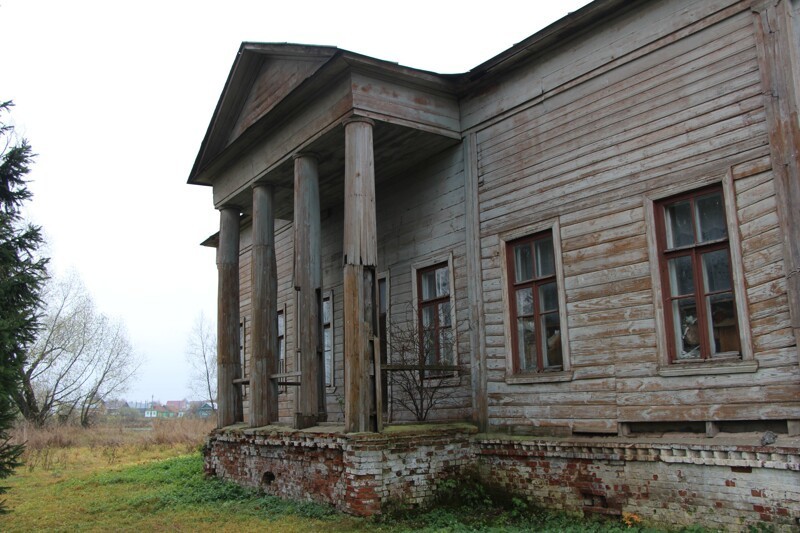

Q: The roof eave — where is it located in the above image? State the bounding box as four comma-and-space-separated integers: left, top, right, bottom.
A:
458, 0, 638, 91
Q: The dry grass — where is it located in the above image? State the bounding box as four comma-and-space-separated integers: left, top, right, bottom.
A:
12, 417, 214, 472
14, 417, 213, 449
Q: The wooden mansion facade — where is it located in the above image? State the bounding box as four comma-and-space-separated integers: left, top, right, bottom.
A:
191, 0, 800, 526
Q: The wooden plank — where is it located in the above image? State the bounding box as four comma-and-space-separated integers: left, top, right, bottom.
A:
731, 154, 771, 180
617, 366, 799, 394
463, 0, 751, 131
479, 25, 758, 176
618, 402, 800, 422
480, 102, 766, 221
351, 72, 460, 134
567, 304, 654, 329
230, 57, 329, 142
561, 218, 645, 252
566, 275, 651, 304
562, 235, 649, 277
479, 131, 769, 237
212, 76, 353, 206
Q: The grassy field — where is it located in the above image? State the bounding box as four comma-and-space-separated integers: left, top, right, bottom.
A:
1, 420, 685, 532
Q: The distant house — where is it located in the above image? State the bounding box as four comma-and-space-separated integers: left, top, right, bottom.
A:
188, 401, 215, 419
104, 399, 129, 416
144, 403, 176, 419
128, 400, 150, 418
166, 400, 189, 417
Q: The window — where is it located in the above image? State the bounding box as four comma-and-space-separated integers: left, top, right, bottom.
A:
239, 317, 246, 369
656, 186, 741, 362
417, 262, 452, 365
239, 317, 248, 397
378, 274, 389, 415
322, 293, 333, 387
277, 310, 286, 393
506, 231, 563, 373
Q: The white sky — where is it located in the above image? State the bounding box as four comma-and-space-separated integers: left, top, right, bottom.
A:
1, 0, 591, 403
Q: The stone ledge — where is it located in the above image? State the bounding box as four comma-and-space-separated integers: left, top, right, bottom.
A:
474, 434, 800, 471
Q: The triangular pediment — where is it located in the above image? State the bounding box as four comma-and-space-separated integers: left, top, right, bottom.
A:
227, 54, 331, 144
189, 43, 338, 185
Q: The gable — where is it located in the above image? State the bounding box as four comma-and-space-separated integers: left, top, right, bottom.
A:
190, 44, 337, 185
228, 55, 330, 145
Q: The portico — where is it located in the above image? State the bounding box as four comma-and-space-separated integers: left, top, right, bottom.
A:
190, 43, 461, 432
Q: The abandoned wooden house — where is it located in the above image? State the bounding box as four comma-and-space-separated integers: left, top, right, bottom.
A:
188, 0, 800, 528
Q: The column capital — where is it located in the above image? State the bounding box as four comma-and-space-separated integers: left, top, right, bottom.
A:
217, 203, 242, 213
251, 180, 274, 191
292, 151, 319, 162
342, 116, 375, 128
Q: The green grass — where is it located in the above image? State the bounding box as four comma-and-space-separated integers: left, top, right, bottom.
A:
0, 446, 704, 532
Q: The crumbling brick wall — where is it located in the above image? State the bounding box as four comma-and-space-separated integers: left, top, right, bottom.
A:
205, 428, 800, 530
477, 437, 800, 531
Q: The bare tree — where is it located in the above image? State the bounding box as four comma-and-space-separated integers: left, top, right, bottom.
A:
186, 312, 217, 411
14, 271, 140, 427
384, 304, 466, 422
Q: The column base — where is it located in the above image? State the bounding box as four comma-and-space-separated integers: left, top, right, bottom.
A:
295, 413, 320, 429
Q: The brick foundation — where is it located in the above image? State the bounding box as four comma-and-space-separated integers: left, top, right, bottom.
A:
204, 423, 477, 515
204, 425, 800, 530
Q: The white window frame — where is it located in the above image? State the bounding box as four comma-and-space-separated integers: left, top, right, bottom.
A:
500, 218, 572, 384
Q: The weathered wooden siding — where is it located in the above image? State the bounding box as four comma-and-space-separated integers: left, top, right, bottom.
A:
473, 0, 798, 433
376, 145, 471, 422
240, 144, 471, 424
237, 220, 296, 423
237, 225, 253, 419
229, 57, 329, 144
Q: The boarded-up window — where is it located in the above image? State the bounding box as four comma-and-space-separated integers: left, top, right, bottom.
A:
656, 186, 741, 362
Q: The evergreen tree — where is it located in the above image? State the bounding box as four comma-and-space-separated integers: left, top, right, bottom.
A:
0, 101, 47, 512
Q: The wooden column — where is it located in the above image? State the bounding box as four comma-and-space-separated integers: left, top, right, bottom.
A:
753, 0, 800, 436
293, 153, 323, 429
217, 206, 243, 428
753, 1, 800, 355
464, 133, 488, 432
343, 117, 378, 433
250, 184, 278, 427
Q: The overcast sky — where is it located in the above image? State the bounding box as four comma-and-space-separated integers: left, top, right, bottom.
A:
1, 0, 591, 403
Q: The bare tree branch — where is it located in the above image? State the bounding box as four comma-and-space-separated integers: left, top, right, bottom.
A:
14, 271, 141, 427
385, 303, 466, 422
186, 312, 217, 411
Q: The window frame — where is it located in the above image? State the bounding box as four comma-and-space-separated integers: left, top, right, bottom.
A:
500, 219, 572, 384
322, 290, 334, 388
506, 231, 563, 373
239, 316, 248, 399
277, 305, 287, 394
377, 271, 390, 416
411, 254, 457, 368
645, 173, 756, 376
415, 261, 454, 365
